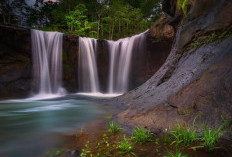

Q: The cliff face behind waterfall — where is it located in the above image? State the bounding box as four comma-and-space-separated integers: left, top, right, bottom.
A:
117, 0, 232, 131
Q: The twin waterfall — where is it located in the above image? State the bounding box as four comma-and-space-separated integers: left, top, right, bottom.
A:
31, 29, 146, 96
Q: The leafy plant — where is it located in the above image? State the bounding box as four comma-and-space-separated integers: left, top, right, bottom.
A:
201, 125, 222, 151
170, 117, 199, 147
118, 135, 135, 156
108, 121, 123, 133
131, 127, 152, 144
170, 124, 198, 147
177, 0, 189, 15
206, 32, 217, 43
80, 141, 92, 157
182, 0, 189, 15
191, 31, 232, 49
165, 150, 188, 157
190, 38, 203, 49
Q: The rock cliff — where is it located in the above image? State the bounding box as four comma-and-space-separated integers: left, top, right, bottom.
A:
117, 0, 232, 131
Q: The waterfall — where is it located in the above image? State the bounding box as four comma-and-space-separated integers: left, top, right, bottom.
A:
107, 32, 147, 93
29, 29, 147, 98
76, 32, 147, 95
31, 29, 65, 97
78, 37, 100, 93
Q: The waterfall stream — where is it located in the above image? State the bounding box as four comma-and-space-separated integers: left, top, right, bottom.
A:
31, 30, 65, 97
107, 32, 146, 93
78, 37, 100, 93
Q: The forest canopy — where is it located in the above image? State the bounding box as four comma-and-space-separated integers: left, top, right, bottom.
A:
0, 0, 162, 40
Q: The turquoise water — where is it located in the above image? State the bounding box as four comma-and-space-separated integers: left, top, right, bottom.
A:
0, 95, 105, 157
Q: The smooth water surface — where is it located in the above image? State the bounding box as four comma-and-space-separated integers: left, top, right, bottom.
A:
0, 95, 105, 157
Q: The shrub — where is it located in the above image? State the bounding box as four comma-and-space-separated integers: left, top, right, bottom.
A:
201, 125, 222, 151
108, 121, 123, 133
177, 0, 184, 9
170, 117, 199, 147
170, 124, 198, 147
182, 0, 189, 15
190, 38, 203, 49
131, 127, 152, 144
177, 0, 189, 15
118, 136, 134, 155
80, 141, 91, 157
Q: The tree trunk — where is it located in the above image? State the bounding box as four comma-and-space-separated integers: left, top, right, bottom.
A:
119, 20, 121, 34
2, 14, 6, 24
127, 23, 129, 36
97, 19, 100, 38
109, 25, 111, 40
111, 22, 114, 40
8, 14, 11, 24
101, 25, 104, 38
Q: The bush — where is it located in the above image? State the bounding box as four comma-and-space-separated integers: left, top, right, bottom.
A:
201, 125, 222, 151
177, 0, 189, 15
131, 127, 152, 144
108, 121, 123, 133
118, 136, 134, 155
170, 123, 198, 147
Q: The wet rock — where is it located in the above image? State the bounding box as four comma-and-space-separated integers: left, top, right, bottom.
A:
151, 14, 175, 40
63, 34, 79, 93
178, 0, 232, 50
0, 25, 32, 98
117, 0, 232, 131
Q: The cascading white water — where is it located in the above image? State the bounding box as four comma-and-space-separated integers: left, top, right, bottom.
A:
31, 29, 65, 97
77, 32, 146, 95
78, 37, 100, 93
107, 32, 147, 93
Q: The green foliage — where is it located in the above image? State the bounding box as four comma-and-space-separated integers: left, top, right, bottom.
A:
206, 31, 232, 43
182, 0, 189, 15
201, 125, 222, 152
80, 141, 92, 157
2, 0, 162, 39
165, 150, 188, 157
108, 121, 123, 133
191, 31, 232, 49
131, 127, 152, 144
206, 32, 217, 43
118, 135, 134, 155
190, 38, 203, 49
64, 3, 96, 36
170, 117, 199, 147
170, 123, 198, 147
177, 0, 189, 15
